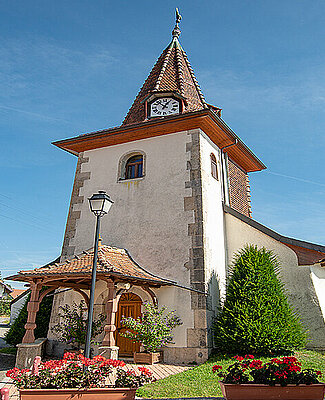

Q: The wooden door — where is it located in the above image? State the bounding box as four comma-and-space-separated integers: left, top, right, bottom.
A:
115, 293, 142, 356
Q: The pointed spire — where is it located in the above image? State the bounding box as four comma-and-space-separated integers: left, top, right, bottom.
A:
172, 8, 182, 39
122, 9, 207, 126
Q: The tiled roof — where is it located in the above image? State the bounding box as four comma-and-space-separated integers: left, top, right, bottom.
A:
122, 34, 208, 126
7, 245, 173, 286
284, 243, 325, 266
10, 289, 26, 299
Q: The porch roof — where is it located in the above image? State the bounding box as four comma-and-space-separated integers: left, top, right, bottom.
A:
6, 244, 175, 288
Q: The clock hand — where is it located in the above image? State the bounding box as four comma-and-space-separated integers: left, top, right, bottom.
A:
161, 100, 171, 109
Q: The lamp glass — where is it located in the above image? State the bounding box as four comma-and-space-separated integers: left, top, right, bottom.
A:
90, 198, 105, 213
89, 191, 113, 216
102, 200, 113, 214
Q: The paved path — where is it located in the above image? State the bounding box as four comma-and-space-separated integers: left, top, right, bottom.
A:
0, 318, 10, 349
0, 361, 195, 399
0, 354, 15, 387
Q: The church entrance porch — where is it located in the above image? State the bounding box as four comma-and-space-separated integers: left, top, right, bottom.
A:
6, 244, 172, 367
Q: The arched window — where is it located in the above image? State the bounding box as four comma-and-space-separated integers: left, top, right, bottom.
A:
210, 153, 218, 180
125, 155, 143, 179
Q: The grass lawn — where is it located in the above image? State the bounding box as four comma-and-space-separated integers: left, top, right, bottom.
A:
0, 347, 17, 355
137, 350, 325, 398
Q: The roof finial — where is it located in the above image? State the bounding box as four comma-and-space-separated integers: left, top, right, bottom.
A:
172, 8, 182, 39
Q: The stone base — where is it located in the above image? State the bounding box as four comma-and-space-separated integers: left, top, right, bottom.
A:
98, 346, 119, 360
16, 338, 47, 369
46, 339, 72, 358
163, 346, 211, 365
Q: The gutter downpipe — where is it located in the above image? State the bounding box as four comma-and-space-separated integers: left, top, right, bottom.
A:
219, 139, 238, 291
220, 139, 238, 206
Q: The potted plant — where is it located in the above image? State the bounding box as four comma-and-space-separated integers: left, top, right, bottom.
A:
51, 301, 105, 353
212, 354, 325, 400
6, 352, 154, 400
121, 302, 182, 364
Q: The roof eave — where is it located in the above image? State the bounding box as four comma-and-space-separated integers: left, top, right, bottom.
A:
52, 109, 265, 172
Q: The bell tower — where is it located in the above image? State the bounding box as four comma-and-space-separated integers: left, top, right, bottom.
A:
53, 10, 265, 363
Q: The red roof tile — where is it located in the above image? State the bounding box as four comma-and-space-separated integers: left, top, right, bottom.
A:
122, 34, 208, 126
7, 245, 173, 286
10, 289, 26, 299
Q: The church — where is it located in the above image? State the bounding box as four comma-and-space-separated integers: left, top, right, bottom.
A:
8, 12, 325, 364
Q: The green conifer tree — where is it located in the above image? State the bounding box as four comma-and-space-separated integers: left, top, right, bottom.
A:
214, 245, 307, 355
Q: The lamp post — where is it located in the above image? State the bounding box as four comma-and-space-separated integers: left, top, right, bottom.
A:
84, 190, 113, 358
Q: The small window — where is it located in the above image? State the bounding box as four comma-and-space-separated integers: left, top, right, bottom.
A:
210, 153, 218, 180
125, 155, 143, 179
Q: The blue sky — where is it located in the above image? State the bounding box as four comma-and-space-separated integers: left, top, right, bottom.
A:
1, 0, 325, 288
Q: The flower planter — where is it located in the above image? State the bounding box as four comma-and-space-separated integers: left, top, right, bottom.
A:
133, 351, 161, 365
219, 382, 325, 400
19, 387, 136, 400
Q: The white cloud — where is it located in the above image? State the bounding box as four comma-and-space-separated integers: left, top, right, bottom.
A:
198, 65, 325, 112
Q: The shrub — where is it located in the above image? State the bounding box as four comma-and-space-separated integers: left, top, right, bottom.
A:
50, 301, 105, 349
0, 299, 11, 316
121, 302, 182, 353
214, 245, 307, 355
5, 288, 54, 346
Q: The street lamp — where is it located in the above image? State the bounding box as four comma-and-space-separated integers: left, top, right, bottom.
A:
84, 190, 113, 358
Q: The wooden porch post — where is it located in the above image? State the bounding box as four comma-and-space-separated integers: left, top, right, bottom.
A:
102, 280, 118, 346
22, 281, 42, 344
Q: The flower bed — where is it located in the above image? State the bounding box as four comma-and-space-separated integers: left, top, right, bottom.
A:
6, 352, 154, 393
213, 355, 324, 400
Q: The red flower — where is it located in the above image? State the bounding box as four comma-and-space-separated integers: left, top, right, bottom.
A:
316, 371, 322, 376
63, 352, 77, 360
126, 370, 136, 376
212, 365, 222, 373
244, 354, 254, 359
270, 358, 281, 364
234, 356, 244, 361
288, 365, 301, 373
93, 355, 106, 363
282, 356, 297, 363
138, 367, 152, 376
249, 360, 263, 370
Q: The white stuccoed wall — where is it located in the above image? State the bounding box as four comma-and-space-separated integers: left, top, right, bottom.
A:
311, 265, 325, 321
55, 131, 198, 348
199, 132, 227, 312
10, 293, 29, 325
225, 213, 325, 350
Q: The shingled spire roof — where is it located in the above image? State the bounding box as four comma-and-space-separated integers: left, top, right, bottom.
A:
122, 10, 208, 126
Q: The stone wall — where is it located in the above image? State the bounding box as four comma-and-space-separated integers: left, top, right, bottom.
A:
61, 153, 90, 260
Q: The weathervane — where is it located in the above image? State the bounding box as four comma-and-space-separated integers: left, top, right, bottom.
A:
172, 8, 182, 38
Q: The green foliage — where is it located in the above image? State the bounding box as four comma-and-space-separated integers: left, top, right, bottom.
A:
5, 289, 54, 346
214, 245, 307, 355
50, 301, 105, 349
121, 302, 182, 353
0, 299, 11, 316
0, 347, 17, 355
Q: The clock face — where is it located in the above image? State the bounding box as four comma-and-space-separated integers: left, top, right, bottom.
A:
150, 97, 180, 117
